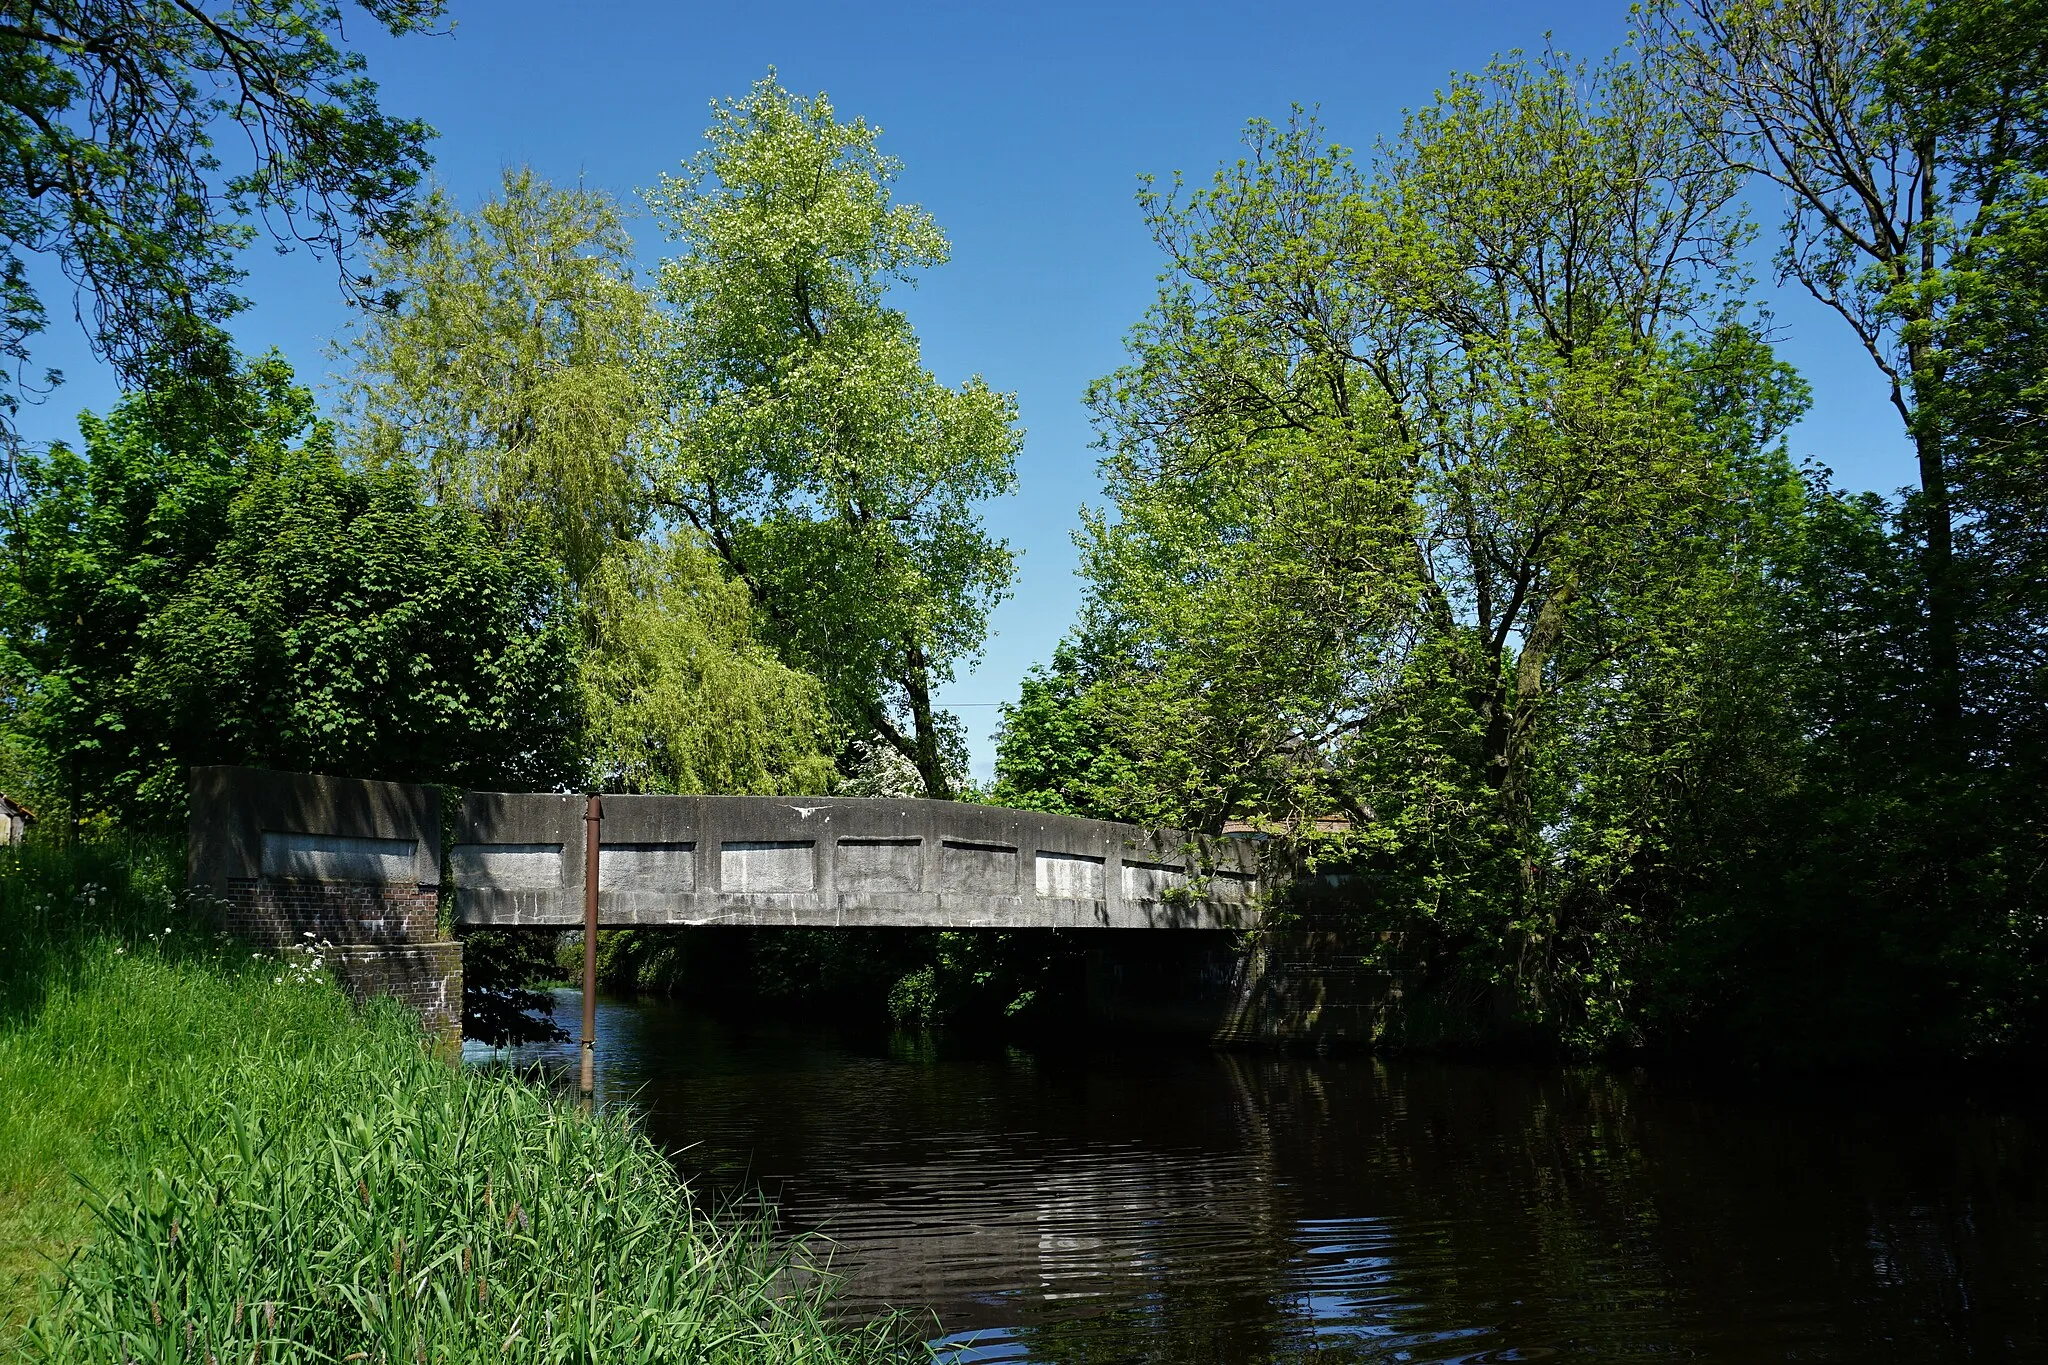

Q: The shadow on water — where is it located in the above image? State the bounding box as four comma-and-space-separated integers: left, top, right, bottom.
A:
466, 989, 2048, 1364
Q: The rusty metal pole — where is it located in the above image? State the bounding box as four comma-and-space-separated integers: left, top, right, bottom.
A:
580, 793, 601, 1098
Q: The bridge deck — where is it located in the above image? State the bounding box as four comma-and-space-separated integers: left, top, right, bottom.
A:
453, 793, 1258, 931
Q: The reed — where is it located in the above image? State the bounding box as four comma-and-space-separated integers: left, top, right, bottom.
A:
0, 840, 915, 1361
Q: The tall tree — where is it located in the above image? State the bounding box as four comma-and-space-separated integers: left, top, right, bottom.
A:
1075, 53, 1809, 1043
340, 169, 649, 588
340, 170, 838, 798
0, 349, 578, 827
1639, 0, 2048, 744
0, 0, 442, 473
644, 73, 1022, 800
1888, 0, 2048, 765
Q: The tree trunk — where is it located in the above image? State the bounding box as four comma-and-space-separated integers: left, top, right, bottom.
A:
1908, 133, 1966, 750
1908, 368, 1966, 747
1486, 580, 1576, 1016
901, 648, 953, 801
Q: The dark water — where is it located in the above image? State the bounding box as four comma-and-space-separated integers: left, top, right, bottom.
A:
468, 990, 2048, 1363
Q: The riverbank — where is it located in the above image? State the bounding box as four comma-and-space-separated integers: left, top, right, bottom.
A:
0, 838, 910, 1360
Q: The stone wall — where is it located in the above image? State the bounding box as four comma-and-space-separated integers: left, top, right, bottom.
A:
325, 942, 463, 1027
189, 766, 460, 1039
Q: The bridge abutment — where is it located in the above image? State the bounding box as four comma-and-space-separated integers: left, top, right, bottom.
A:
188, 766, 461, 1039
1213, 916, 1405, 1048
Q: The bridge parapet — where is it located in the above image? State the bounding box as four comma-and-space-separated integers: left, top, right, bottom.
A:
453, 793, 1258, 931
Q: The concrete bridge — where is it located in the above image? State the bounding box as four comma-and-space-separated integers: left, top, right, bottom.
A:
187, 768, 1265, 1040
452, 791, 1258, 932
186, 767, 1414, 1055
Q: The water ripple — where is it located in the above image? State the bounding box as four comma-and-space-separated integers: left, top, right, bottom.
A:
471, 990, 2048, 1364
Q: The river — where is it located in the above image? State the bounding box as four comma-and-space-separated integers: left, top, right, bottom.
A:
468, 988, 2047, 1363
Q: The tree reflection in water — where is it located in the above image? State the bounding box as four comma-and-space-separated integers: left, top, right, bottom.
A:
474, 993, 2047, 1363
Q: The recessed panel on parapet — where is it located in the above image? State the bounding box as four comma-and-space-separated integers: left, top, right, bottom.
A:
941, 840, 1018, 895
721, 840, 815, 893
1036, 851, 1105, 900
261, 832, 418, 884
1121, 860, 1189, 901
1211, 870, 1256, 899
838, 837, 923, 893
451, 842, 564, 892
599, 843, 695, 893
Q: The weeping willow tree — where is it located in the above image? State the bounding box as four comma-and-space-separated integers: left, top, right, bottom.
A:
339, 170, 836, 796
338, 168, 650, 589
579, 534, 835, 796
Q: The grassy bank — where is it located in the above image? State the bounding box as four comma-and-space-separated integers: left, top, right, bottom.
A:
0, 839, 911, 1361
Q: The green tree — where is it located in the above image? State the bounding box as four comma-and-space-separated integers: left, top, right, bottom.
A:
0, 350, 578, 827
1075, 53, 1813, 1044
340, 169, 650, 588
1892, 0, 2048, 765
1640, 0, 2048, 1058
339, 170, 841, 799
645, 73, 1022, 800
461, 928, 568, 1047
0, 0, 441, 469
1640, 0, 2048, 745
990, 640, 1128, 819
0, 342, 257, 823
578, 532, 835, 796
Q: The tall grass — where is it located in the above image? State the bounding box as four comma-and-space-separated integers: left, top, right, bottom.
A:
0, 837, 249, 1320
0, 840, 915, 1361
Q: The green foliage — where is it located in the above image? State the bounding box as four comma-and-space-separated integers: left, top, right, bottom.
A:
0, 345, 257, 822
30, 1044, 909, 1363
591, 926, 686, 996
989, 643, 1128, 819
884, 931, 1071, 1029
338, 169, 841, 803
1059, 51, 1811, 1048
1894, 0, 2048, 765
459, 929, 566, 1048
983, 19, 2048, 1064
0, 351, 579, 828
646, 72, 1022, 798
342, 169, 652, 588
755, 929, 930, 1010
578, 534, 835, 796
1641, 0, 2048, 743
0, 0, 441, 465
0, 841, 910, 1360
140, 443, 579, 800
1614, 0, 2048, 1060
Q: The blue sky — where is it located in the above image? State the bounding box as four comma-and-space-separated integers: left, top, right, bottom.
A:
16, 0, 1915, 778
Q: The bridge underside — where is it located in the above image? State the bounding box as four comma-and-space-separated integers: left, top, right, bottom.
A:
452, 793, 1259, 932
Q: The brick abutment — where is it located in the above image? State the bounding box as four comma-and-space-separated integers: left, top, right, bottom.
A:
190, 767, 460, 1040
212, 876, 460, 1038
